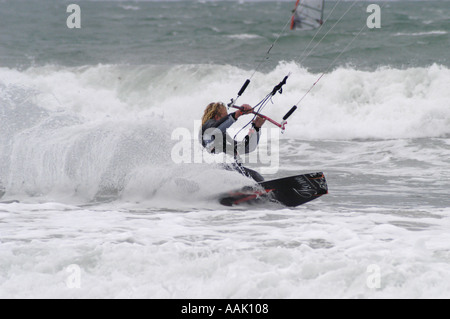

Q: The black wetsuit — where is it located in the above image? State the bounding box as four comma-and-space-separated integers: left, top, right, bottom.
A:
199, 112, 264, 182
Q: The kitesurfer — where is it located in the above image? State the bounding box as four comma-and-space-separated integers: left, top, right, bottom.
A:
199, 102, 266, 182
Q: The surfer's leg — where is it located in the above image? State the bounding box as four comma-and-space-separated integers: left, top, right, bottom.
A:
233, 164, 264, 182
240, 166, 264, 182
221, 163, 264, 182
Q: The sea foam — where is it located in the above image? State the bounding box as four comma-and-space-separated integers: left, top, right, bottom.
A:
1, 63, 449, 199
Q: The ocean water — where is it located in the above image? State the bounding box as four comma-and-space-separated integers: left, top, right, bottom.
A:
1, 0, 449, 299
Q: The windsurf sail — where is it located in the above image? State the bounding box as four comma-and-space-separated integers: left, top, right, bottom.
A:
290, 0, 325, 31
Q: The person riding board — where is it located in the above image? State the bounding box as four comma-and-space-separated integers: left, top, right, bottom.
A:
199, 102, 266, 182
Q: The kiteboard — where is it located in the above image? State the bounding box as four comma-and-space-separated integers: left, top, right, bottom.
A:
219, 172, 328, 207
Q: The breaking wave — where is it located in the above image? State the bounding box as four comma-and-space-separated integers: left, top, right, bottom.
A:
1, 62, 449, 200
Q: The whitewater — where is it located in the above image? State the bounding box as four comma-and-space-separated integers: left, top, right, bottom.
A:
1, 61, 449, 298
1, 0, 450, 299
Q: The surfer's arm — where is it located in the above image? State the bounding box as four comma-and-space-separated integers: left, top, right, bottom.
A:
204, 109, 249, 137
234, 126, 261, 155
234, 115, 265, 154
215, 113, 237, 134
200, 114, 236, 152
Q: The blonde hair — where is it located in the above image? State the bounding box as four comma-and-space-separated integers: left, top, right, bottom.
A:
201, 102, 226, 126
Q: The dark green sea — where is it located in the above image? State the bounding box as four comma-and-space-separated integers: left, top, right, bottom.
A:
0, 0, 449, 71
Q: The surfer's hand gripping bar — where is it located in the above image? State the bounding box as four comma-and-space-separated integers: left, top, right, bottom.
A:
232, 105, 298, 133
